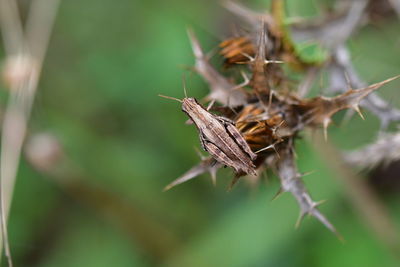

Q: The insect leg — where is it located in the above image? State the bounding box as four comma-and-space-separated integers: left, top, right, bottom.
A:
203, 141, 238, 172
199, 132, 208, 151
225, 123, 257, 160
216, 116, 235, 124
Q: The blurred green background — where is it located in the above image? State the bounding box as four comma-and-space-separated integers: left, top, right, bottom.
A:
1, 0, 400, 266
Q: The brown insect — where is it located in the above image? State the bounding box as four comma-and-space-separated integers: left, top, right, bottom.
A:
159, 93, 257, 176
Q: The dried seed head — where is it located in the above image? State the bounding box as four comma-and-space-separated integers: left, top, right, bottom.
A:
164, 1, 400, 236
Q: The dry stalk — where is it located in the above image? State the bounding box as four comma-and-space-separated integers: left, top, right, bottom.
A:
0, 0, 60, 265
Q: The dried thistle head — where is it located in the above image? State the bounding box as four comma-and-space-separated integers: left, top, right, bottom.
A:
163, 1, 399, 236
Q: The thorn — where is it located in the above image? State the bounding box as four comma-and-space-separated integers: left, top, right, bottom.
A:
228, 105, 238, 116
310, 208, 341, 238
240, 52, 254, 62
239, 69, 249, 81
206, 99, 216, 111
353, 105, 365, 120
271, 145, 280, 159
231, 70, 250, 91
163, 184, 173, 192
268, 90, 274, 110
255, 142, 279, 158
264, 59, 284, 64
255, 144, 274, 153
163, 159, 218, 191
313, 199, 327, 208
297, 170, 316, 178
323, 118, 330, 141
359, 75, 400, 94
187, 27, 203, 60
228, 175, 240, 191
194, 146, 206, 160
295, 211, 306, 229
210, 170, 217, 186
272, 120, 285, 136
209, 163, 218, 186
271, 187, 284, 201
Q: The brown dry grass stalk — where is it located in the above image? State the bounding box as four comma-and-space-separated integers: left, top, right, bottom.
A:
0, 0, 60, 265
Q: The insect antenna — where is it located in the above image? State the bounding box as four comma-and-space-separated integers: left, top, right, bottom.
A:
158, 94, 183, 103
182, 74, 188, 98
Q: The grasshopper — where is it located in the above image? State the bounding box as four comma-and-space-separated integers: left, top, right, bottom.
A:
159, 94, 257, 176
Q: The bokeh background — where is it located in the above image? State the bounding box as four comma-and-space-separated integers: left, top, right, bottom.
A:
1, 0, 400, 266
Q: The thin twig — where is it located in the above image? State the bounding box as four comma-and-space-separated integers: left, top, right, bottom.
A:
344, 132, 400, 169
